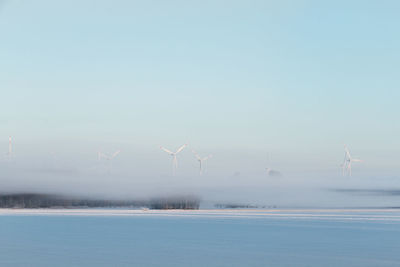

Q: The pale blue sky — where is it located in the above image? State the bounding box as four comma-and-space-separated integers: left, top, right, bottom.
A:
0, 0, 399, 177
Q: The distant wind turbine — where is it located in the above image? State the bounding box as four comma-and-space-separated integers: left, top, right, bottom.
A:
160, 144, 187, 175
98, 150, 121, 161
265, 167, 282, 177
265, 152, 281, 177
341, 145, 362, 176
7, 136, 12, 157
192, 150, 212, 175
8, 136, 12, 155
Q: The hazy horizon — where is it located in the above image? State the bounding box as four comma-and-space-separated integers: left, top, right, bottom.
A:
1, 0, 399, 207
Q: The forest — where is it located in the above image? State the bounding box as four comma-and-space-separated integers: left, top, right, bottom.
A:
0, 193, 200, 209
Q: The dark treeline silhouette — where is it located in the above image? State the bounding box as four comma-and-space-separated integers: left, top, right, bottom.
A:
214, 203, 259, 209
150, 196, 200, 210
0, 193, 200, 209
214, 203, 277, 209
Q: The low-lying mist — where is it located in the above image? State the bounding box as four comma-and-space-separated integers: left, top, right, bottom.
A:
1, 154, 399, 208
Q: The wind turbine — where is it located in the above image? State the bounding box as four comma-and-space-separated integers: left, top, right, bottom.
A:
160, 144, 187, 175
8, 136, 12, 155
6, 136, 12, 158
192, 150, 212, 175
265, 167, 282, 177
265, 152, 281, 177
98, 150, 121, 160
341, 145, 362, 176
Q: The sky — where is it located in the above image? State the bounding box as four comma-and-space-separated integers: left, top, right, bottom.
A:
0, 0, 399, 205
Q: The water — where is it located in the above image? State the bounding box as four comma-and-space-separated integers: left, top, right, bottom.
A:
1, 209, 400, 266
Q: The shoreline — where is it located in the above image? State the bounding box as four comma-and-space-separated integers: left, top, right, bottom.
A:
1, 208, 400, 222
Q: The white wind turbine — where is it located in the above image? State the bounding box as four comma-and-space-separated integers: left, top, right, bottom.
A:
341, 145, 362, 176
192, 150, 212, 175
160, 144, 187, 175
5, 136, 13, 158
98, 150, 121, 161
8, 136, 12, 156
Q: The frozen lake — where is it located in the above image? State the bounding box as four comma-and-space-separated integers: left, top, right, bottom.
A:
1, 209, 400, 266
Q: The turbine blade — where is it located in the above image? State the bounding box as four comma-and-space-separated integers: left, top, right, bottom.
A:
160, 146, 173, 154
203, 155, 212, 161
192, 150, 201, 160
111, 150, 121, 158
344, 145, 351, 159
98, 152, 109, 160
175, 144, 187, 154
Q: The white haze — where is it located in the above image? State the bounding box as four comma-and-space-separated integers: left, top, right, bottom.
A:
0, 139, 399, 208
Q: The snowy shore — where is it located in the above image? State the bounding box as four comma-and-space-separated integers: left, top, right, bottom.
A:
1, 208, 400, 222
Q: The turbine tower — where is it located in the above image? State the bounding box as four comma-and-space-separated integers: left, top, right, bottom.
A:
160, 144, 187, 175
7, 136, 12, 157
6, 135, 14, 160
341, 145, 362, 176
192, 150, 212, 175
98, 150, 121, 160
